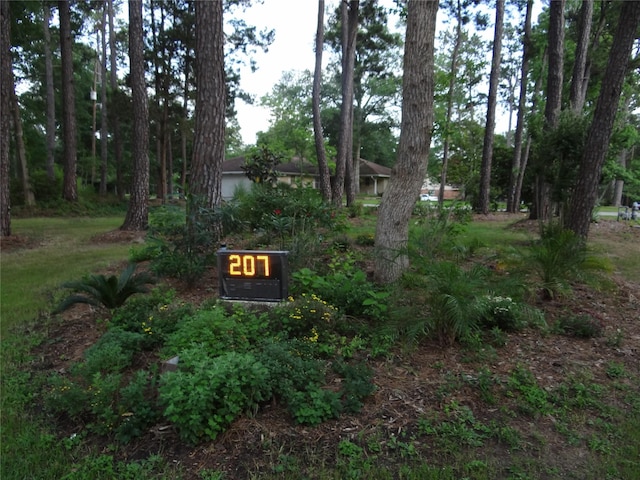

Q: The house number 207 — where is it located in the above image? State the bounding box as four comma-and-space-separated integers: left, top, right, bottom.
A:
228, 254, 271, 277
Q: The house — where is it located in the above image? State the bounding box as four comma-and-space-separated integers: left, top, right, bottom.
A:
221, 156, 392, 200
358, 159, 391, 196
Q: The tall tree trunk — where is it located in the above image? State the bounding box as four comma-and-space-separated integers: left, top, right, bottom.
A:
569, 0, 593, 112
11, 80, 35, 206
1, 0, 12, 236
59, 0, 78, 202
532, 0, 564, 222
506, 0, 532, 213
477, 0, 504, 214
312, 0, 332, 203
108, 0, 124, 200
566, 1, 640, 238
181, 55, 190, 194
43, 2, 56, 182
516, 50, 547, 212
100, 2, 108, 196
438, 0, 462, 204
190, 0, 225, 231
121, 0, 149, 231
374, 0, 438, 284
332, 0, 358, 208
612, 149, 628, 207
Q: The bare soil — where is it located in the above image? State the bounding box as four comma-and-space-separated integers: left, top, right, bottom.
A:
26, 215, 640, 479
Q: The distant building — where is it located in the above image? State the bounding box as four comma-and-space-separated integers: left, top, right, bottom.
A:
221, 156, 392, 200
421, 179, 461, 201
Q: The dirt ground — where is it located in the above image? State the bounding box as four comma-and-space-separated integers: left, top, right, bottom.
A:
22, 215, 640, 479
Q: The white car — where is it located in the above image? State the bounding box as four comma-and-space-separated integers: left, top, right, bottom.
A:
420, 193, 438, 202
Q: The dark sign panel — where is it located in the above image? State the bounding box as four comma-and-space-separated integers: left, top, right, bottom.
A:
217, 249, 289, 302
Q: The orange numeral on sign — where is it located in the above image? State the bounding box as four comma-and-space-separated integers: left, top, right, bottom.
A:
229, 254, 271, 277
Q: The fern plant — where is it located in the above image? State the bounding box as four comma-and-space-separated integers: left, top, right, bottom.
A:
389, 262, 489, 348
526, 223, 611, 300
53, 263, 155, 314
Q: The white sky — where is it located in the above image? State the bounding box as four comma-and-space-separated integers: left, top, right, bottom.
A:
234, 1, 541, 146
234, 0, 344, 144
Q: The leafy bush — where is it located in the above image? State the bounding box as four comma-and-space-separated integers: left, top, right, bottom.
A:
71, 328, 145, 380
144, 200, 218, 286
409, 203, 471, 262
291, 253, 389, 323
159, 350, 271, 443
476, 295, 527, 332
270, 293, 340, 339
116, 370, 160, 443
110, 289, 192, 348
288, 387, 342, 425
234, 183, 344, 244
162, 304, 268, 358
332, 360, 376, 413
554, 314, 603, 338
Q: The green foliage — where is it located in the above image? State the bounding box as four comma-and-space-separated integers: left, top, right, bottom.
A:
58, 453, 176, 480
116, 370, 160, 443
242, 145, 283, 185
507, 365, 552, 417
525, 223, 610, 300
256, 339, 327, 397
162, 304, 269, 358
288, 387, 342, 425
554, 314, 603, 338
144, 200, 217, 286
232, 182, 343, 246
332, 360, 376, 413
53, 263, 155, 314
291, 253, 390, 323
71, 328, 144, 380
270, 293, 341, 339
475, 295, 534, 332
409, 204, 471, 263
423, 262, 489, 346
159, 350, 271, 443
532, 111, 589, 207
110, 288, 191, 348
417, 401, 491, 450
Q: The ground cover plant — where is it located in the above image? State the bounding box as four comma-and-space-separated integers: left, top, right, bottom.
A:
1, 199, 639, 480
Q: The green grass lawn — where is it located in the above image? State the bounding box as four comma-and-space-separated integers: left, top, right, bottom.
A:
1, 217, 131, 336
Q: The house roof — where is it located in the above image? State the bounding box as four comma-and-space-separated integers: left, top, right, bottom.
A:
222, 156, 318, 176
222, 156, 392, 178
359, 158, 391, 177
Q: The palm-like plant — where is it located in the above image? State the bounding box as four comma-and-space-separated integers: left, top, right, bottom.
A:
53, 264, 155, 314
527, 224, 611, 300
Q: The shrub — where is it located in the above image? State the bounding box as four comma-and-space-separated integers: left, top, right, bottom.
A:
159, 350, 271, 443
476, 295, 529, 332
162, 304, 268, 358
554, 314, 603, 338
270, 293, 340, 339
71, 328, 144, 381
110, 288, 188, 343
145, 200, 217, 286
116, 370, 161, 443
288, 387, 342, 425
291, 253, 389, 323
332, 360, 376, 413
